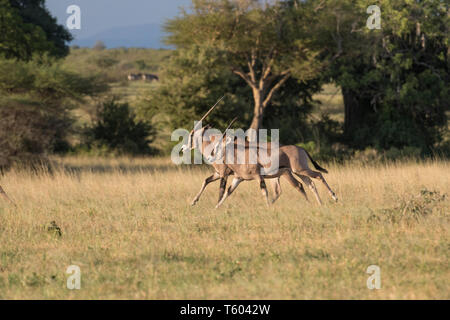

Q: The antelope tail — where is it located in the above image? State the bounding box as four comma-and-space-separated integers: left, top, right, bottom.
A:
304, 150, 328, 174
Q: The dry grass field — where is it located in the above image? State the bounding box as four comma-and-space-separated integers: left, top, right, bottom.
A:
0, 156, 448, 299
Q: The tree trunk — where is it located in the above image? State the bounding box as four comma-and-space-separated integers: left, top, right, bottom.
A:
342, 86, 374, 143
342, 87, 358, 136
249, 88, 264, 131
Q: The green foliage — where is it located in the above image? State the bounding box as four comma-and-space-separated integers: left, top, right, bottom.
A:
0, 0, 72, 60
308, 0, 449, 154
138, 45, 253, 152
352, 146, 423, 163
1, 0, 447, 161
85, 100, 155, 155
134, 60, 147, 70
0, 57, 108, 168
0, 57, 107, 99
371, 189, 447, 224
91, 56, 119, 69
138, 43, 323, 153
142, 45, 252, 129
62, 47, 170, 83
263, 77, 324, 144
164, 0, 322, 129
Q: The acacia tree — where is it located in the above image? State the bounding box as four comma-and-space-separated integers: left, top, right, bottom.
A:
165, 0, 320, 130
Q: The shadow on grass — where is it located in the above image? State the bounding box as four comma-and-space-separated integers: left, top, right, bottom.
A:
49, 161, 209, 176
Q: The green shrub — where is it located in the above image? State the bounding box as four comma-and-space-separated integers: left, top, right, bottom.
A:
134, 60, 147, 70
92, 56, 119, 69
369, 189, 447, 224
0, 57, 108, 169
85, 100, 155, 155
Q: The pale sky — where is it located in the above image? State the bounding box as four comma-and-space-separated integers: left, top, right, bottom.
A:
45, 0, 192, 40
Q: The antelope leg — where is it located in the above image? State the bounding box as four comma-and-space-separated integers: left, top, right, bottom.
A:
295, 175, 322, 205
270, 177, 282, 204
258, 176, 270, 207
215, 177, 243, 208
218, 176, 228, 203
191, 172, 220, 206
282, 172, 308, 202
297, 169, 338, 202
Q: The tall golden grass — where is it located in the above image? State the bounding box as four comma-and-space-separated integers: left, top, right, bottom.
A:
0, 156, 448, 299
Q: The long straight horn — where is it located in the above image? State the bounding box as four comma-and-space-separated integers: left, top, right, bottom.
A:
221, 117, 237, 140
197, 96, 225, 125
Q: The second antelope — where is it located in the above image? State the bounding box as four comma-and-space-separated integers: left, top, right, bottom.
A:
208, 130, 338, 207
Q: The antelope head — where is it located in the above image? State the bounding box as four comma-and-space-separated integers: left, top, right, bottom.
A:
207, 117, 237, 163
181, 96, 224, 153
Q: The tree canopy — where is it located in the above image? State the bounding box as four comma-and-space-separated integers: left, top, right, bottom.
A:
0, 0, 72, 60
307, 0, 449, 152
165, 0, 322, 130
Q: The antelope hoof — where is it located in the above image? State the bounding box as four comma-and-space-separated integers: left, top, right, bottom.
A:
332, 194, 338, 202
190, 199, 198, 206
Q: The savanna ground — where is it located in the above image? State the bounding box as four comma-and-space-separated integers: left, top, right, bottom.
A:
0, 156, 448, 299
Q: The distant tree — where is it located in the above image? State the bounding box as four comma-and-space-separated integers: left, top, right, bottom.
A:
165, 0, 321, 130
93, 40, 106, 51
139, 43, 322, 153
92, 56, 119, 68
0, 0, 72, 60
138, 45, 252, 152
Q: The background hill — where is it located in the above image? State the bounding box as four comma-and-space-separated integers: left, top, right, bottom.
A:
71, 24, 167, 49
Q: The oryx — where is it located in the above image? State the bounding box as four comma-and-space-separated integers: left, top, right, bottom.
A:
183, 120, 311, 208
180, 98, 337, 208
180, 97, 235, 206
180, 98, 308, 207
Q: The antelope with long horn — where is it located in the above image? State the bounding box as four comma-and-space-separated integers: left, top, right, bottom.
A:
181, 98, 301, 207
180, 98, 334, 208
181, 106, 308, 207
181, 97, 235, 206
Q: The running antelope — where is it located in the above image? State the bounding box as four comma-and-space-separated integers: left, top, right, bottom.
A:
181, 99, 337, 207
182, 121, 309, 208
209, 133, 338, 207
181, 100, 313, 207
181, 98, 233, 206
